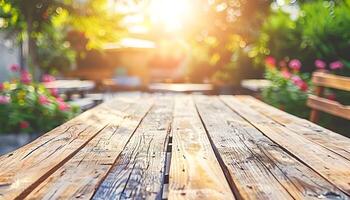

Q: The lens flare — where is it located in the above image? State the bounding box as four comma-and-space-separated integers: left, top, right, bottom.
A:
148, 0, 191, 32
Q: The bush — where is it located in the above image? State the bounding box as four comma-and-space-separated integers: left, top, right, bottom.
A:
300, 0, 350, 74
0, 66, 79, 133
262, 57, 311, 118
262, 56, 349, 119
253, 1, 350, 75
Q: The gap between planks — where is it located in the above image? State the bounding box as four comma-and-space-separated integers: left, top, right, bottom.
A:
195, 95, 349, 199
92, 96, 174, 200
220, 95, 350, 197
0, 96, 145, 199
234, 95, 350, 161
25, 96, 154, 199
167, 95, 235, 200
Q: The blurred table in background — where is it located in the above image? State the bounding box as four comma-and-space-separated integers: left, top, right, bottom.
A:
148, 83, 214, 94
241, 79, 271, 92
44, 80, 95, 100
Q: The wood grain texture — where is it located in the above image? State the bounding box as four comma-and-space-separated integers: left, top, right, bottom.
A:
307, 94, 350, 120
168, 95, 235, 200
92, 96, 174, 200
0, 97, 142, 199
25, 97, 154, 199
235, 95, 350, 161
218, 96, 350, 200
194, 95, 294, 200
1, 94, 350, 200
221, 95, 350, 196
312, 71, 350, 91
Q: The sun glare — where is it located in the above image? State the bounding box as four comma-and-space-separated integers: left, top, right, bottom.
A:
148, 0, 191, 32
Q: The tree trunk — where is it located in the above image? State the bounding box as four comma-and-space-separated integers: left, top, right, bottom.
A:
26, 16, 41, 81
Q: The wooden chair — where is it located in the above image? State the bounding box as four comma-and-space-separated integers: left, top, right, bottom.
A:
307, 71, 350, 122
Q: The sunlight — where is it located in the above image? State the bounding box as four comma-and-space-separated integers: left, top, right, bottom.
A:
148, 0, 191, 32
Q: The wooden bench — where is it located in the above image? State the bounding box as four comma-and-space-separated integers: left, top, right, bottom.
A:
0, 94, 349, 199
307, 71, 350, 122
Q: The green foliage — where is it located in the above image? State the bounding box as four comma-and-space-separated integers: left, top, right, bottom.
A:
186, 0, 271, 83
36, 22, 76, 73
254, 1, 350, 74
299, 0, 350, 72
251, 10, 306, 66
0, 0, 124, 74
0, 71, 79, 133
67, 0, 125, 50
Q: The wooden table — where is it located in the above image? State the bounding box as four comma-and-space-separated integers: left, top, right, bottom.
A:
0, 94, 349, 200
148, 83, 214, 94
44, 80, 95, 100
241, 79, 271, 92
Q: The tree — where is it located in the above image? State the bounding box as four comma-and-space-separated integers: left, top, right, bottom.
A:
0, 0, 124, 78
184, 0, 271, 83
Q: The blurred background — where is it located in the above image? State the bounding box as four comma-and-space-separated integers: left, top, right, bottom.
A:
0, 0, 349, 153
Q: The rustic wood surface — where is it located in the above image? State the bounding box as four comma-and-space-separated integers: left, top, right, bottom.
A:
0, 98, 137, 199
26, 98, 154, 199
0, 94, 349, 200
221, 96, 350, 196
236, 95, 350, 160
93, 96, 173, 200
168, 96, 234, 200
219, 96, 348, 199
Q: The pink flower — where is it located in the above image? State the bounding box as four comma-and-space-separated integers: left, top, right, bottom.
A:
0, 95, 10, 104
56, 97, 64, 102
42, 74, 56, 82
281, 70, 291, 79
58, 101, 70, 111
19, 121, 30, 129
50, 88, 59, 97
298, 81, 308, 92
315, 59, 326, 69
0, 82, 3, 91
9, 64, 20, 72
291, 75, 302, 84
291, 75, 308, 92
265, 56, 276, 68
329, 61, 344, 70
39, 95, 50, 105
20, 70, 32, 84
289, 59, 302, 71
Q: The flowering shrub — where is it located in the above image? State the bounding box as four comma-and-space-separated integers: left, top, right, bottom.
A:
263, 56, 349, 119
262, 57, 311, 118
0, 66, 79, 134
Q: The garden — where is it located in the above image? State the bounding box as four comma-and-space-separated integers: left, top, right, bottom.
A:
0, 0, 349, 153
1, 1, 350, 199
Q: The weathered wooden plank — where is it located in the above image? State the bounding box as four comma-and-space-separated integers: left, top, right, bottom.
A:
307, 94, 350, 120
0, 97, 144, 199
221, 95, 350, 196
235, 95, 350, 160
168, 95, 235, 200
25, 97, 154, 199
198, 96, 349, 199
194, 95, 294, 199
92, 96, 174, 200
